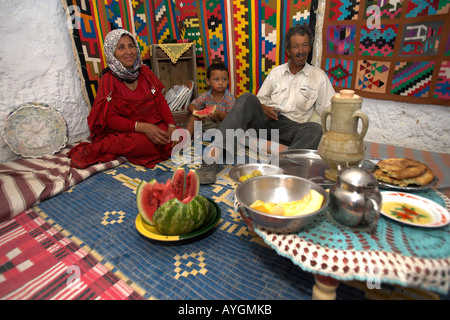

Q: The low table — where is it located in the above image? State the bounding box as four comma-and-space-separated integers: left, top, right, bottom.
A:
241, 142, 450, 299
253, 189, 450, 299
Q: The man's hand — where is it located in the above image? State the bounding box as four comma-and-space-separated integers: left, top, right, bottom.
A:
262, 105, 280, 121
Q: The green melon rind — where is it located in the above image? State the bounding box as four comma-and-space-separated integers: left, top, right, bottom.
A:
153, 195, 210, 235
136, 168, 203, 233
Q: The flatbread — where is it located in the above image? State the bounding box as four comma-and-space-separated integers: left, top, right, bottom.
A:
402, 166, 435, 186
374, 158, 435, 186
376, 158, 427, 180
373, 169, 409, 187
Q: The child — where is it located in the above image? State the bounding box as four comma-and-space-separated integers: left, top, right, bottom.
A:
186, 62, 235, 138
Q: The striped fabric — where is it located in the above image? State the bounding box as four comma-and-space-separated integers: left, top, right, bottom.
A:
0, 209, 144, 300
0, 145, 126, 223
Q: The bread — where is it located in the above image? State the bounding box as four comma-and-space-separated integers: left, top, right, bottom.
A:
376, 158, 427, 180
373, 169, 409, 186
374, 158, 434, 187
402, 166, 435, 186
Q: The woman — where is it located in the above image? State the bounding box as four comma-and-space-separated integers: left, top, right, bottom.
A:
69, 29, 178, 168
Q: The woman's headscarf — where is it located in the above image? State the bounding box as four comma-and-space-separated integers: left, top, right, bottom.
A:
104, 29, 142, 83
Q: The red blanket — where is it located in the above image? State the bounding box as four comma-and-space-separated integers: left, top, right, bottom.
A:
0, 209, 143, 300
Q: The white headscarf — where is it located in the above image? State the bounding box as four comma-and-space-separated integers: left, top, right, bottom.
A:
104, 29, 142, 83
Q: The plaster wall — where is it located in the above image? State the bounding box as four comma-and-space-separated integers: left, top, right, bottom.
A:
0, 0, 89, 163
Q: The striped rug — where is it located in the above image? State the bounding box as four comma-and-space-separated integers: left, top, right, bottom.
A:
0, 209, 144, 300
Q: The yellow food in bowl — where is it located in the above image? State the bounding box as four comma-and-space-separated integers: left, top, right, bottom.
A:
250, 190, 324, 216
239, 169, 263, 182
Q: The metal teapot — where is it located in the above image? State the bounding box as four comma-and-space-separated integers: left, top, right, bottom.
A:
328, 166, 381, 231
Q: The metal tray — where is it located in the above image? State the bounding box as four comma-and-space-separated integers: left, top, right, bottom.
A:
274, 149, 333, 186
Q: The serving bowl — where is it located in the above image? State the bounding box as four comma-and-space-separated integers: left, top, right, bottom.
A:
229, 163, 285, 184
235, 175, 329, 233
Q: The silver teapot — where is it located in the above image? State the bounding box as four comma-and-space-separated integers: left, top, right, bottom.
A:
328, 166, 381, 231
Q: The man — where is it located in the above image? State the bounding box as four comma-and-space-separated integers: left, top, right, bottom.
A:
198, 24, 336, 184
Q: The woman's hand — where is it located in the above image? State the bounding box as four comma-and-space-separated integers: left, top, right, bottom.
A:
262, 104, 280, 121
136, 122, 170, 145
167, 125, 182, 147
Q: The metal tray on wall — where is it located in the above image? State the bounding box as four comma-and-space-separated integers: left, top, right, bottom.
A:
274, 149, 334, 186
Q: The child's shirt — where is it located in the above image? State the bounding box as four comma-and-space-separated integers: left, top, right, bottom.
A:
191, 88, 235, 113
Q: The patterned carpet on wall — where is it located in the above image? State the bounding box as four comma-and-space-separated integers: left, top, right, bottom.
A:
321, 0, 450, 106
62, 0, 316, 107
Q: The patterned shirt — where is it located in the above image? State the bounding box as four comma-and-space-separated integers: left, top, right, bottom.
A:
191, 88, 235, 113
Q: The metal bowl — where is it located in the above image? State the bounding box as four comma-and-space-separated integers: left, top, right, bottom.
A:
229, 163, 285, 184
235, 175, 329, 233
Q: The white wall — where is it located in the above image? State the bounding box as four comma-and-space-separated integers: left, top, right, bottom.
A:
0, 0, 89, 163
0, 0, 448, 164
362, 98, 450, 153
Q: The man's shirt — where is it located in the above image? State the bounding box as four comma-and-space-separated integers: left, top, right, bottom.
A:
256, 62, 335, 123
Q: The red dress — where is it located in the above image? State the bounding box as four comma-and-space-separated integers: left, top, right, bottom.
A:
68, 66, 175, 168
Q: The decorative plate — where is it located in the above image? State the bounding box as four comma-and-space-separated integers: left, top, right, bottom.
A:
2, 102, 68, 158
380, 191, 450, 228
135, 198, 221, 241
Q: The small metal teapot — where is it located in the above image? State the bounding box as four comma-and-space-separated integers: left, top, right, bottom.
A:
328, 166, 381, 231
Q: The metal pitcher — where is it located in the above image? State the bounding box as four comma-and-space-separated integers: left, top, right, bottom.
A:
328, 166, 381, 231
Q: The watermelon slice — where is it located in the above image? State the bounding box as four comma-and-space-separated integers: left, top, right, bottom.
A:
171, 167, 186, 201
192, 105, 216, 118
136, 179, 165, 225
136, 168, 201, 226
183, 169, 200, 203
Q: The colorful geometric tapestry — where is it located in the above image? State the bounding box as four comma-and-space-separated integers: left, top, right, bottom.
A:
321, 0, 450, 106
62, 0, 316, 108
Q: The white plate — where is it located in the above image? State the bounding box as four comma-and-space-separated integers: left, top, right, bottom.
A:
381, 191, 450, 228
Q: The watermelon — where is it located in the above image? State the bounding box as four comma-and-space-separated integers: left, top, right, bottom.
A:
153, 195, 210, 235
192, 105, 216, 118
136, 168, 209, 235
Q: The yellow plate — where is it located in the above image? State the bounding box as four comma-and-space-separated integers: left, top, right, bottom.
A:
135, 198, 221, 241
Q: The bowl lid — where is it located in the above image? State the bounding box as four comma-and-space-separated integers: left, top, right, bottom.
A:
337, 167, 378, 188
